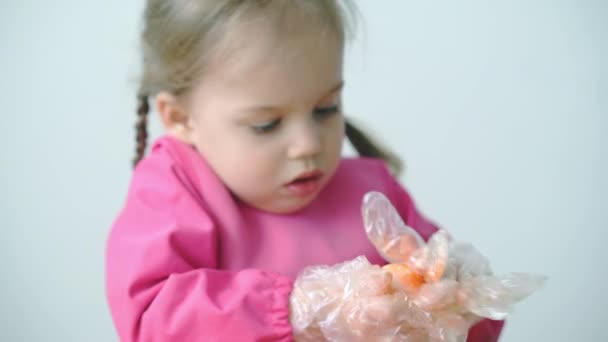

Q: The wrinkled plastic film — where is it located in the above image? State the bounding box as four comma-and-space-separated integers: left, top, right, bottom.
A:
289, 192, 546, 341
362, 192, 425, 264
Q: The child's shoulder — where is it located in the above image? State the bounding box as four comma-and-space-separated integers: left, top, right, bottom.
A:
135, 135, 196, 171
129, 135, 191, 186
128, 135, 224, 200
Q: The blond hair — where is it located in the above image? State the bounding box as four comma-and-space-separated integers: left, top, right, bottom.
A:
133, 0, 402, 175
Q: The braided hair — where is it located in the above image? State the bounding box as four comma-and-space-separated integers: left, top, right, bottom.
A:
133, 94, 149, 167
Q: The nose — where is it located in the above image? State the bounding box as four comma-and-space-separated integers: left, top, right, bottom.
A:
287, 121, 322, 160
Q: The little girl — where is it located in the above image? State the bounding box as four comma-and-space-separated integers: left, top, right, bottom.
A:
106, 1, 503, 341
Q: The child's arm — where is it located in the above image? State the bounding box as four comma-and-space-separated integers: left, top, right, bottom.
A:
379, 164, 505, 342
105, 164, 292, 341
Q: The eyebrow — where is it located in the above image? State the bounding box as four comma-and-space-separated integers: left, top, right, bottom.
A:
241, 81, 344, 114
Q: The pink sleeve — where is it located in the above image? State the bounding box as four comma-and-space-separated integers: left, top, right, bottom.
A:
105, 159, 293, 341
381, 164, 505, 342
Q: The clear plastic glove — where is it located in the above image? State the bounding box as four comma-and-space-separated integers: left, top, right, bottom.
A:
289, 256, 408, 341
289, 255, 477, 342
362, 191, 547, 340
289, 191, 545, 341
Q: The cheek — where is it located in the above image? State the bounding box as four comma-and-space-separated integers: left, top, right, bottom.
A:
222, 144, 284, 197
246, 141, 284, 171
324, 116, 345, 152
188, 109, 283, 186
225, 136, 284, 178
190, 121, 246, 172
189, 116, 220, 149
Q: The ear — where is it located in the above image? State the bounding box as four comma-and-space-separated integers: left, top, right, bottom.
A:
154, 91, 195, 144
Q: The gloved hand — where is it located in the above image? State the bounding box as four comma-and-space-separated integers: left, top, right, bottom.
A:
289, 190, 453, 341
289, 255, 409, 341
362, 191, 546, 339
289, 191, 545, 342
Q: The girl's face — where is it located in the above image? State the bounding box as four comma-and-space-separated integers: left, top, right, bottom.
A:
180, 22, 345, 213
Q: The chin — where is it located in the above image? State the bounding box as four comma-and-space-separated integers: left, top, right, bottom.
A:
258, 193, 318, 214
275, 198, 316, 214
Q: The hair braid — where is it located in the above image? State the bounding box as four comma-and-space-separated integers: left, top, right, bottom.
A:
133, 94, 150, 167
345, 119, 403, 176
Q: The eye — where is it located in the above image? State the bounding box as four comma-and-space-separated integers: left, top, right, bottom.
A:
251, 119, 281, 134
313, 105, 340, 119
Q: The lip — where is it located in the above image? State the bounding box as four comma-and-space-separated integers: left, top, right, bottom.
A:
284, 169, 324, 197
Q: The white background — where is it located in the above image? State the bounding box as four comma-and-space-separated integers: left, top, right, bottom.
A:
1, 0, 606, 341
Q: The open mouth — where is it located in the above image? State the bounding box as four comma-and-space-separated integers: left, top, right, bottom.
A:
285, 170, 324, 196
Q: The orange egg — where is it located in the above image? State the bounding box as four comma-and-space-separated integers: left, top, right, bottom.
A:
383, 263, 426, 293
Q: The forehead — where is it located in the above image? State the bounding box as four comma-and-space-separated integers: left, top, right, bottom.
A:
198, 17, 344, 105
